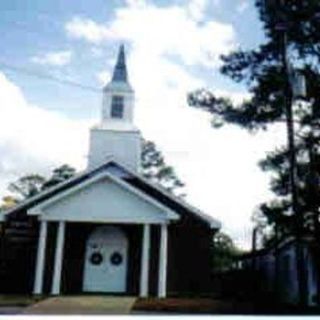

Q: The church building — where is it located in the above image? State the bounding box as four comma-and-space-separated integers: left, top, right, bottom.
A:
0, 46, 221, 297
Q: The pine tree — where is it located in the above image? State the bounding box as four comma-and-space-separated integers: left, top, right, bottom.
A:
141, 139, 185, 196
8, 175, 46, 200
188, 0, 320, 241
42, 164, 76, 190
188, 0, 320, 305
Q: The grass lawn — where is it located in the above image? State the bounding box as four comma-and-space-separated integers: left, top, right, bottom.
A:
132, 297, 256, 314
133, 297, 320, 315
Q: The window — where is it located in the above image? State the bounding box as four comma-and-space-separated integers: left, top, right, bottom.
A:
111, 95, 124, 118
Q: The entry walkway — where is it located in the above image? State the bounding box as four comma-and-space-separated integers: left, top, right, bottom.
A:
22, 296, 136, 315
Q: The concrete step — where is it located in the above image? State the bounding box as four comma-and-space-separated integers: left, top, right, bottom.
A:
22, 296, 137, 315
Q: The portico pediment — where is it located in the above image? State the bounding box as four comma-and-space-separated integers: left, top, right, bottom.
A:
28, 171, 179, 223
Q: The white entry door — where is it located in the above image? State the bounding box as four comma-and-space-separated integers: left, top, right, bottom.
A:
83, 226, 128, 293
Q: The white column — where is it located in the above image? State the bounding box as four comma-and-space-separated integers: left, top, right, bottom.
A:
158, 224, 168, 298
51, 221, 66, 295
140, 224, 151, 297
33, 220, 48, 295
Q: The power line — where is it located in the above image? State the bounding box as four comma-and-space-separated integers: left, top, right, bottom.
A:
0, 61, 101, 93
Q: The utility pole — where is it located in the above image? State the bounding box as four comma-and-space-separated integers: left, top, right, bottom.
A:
276, 0, 308, 306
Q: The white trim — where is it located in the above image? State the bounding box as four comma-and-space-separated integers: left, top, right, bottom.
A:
29, 171, 179, 221
51, 221, 65, 295
158, 224, 168, 298
90, 125, 140, 134
140, 224, 150, 297
33, 221, 47, 295
41, 216, 168, 224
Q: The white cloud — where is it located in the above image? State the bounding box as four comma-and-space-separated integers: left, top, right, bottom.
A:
65, 17, 114, 44
201, 0, 249, 13
124, 0, 147, 8
65, 4, 235, 68
187, 0, 209, 21
0, 72, 90, 198
212, 0, 221, 6
96, 70, 111, 86
61, 3, 286, 249
134, 85, 285, 249
90, 46, 104, 58
31, 50, 73, 66
236, 0, 249, 13
214, 89, 251, 105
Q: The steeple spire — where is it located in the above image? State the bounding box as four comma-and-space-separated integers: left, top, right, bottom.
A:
89, 44, 140, 171
111, 44, 128, 83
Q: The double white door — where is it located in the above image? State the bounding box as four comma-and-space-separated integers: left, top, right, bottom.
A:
83, 226, 128, 293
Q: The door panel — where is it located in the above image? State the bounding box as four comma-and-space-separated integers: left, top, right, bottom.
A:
83, 226, 128, 293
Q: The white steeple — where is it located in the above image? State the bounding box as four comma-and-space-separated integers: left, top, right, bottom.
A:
101, 44, 134, 124
88, 45, 141, 171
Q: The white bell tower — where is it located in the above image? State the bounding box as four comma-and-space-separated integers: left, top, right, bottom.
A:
88, 45, 141, 171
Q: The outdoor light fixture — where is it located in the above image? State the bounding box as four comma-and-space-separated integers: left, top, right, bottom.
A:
290, 69, 307, 100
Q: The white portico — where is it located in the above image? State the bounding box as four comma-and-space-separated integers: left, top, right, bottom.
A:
31, 167, 178, 297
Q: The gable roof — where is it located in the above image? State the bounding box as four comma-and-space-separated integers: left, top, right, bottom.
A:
117, 161, 221, 229
29, 170, 179, 222
3, 158, 221, 229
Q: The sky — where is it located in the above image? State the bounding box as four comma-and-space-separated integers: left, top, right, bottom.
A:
0, 0, 287, 249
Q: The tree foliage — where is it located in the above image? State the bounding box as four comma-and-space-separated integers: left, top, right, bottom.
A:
0, 196, 19, 211
42, 164, 76, 190
2, 164, 77, 206
8, 174, 46, 200
188, 0, 320, 243
141, 139, 185, 195
212, 231, 241, 271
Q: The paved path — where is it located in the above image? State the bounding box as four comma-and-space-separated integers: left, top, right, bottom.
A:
22, 296, 137, 315
0, 307, 25, 315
